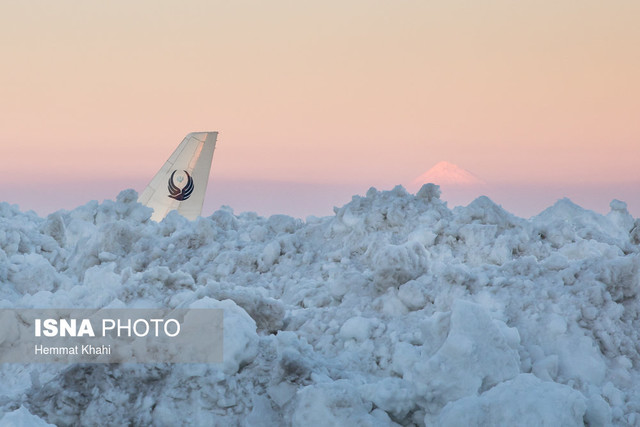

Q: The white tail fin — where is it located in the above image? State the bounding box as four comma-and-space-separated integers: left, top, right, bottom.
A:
139, 132, 218, 221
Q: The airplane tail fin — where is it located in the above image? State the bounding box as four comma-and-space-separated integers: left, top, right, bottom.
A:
138, 132, 218, 221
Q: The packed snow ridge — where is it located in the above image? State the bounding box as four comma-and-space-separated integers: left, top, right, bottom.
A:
1, 185, 640, 426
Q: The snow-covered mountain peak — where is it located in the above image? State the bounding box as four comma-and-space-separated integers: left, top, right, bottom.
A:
413, 161, 485, 187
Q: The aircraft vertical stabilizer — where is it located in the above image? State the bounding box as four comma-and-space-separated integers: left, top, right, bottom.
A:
139, 132, 218, 221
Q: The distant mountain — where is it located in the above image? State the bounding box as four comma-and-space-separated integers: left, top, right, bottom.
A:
412, 161, 485, 187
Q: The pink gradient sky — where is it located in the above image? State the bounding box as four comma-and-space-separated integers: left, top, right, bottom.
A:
1, 1, 638, 217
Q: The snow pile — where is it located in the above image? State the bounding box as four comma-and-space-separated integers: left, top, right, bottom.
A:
1, 185, 640, 425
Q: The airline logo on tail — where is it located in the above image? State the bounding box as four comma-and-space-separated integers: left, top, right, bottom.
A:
138, 131, 217, 221
168, 170, 194, 201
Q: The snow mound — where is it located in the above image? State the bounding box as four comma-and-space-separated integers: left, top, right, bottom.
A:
1, 185, 639, 425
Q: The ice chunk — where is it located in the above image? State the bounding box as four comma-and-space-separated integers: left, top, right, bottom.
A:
190, 297, 258, 375
292, 381, 388, 426
436, 374, 587, 427
367, 240, 428, 290
0, 406, 55, 427
419, 300, 520, 403
339, 316, 377, 342
360, 377, 417, 420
